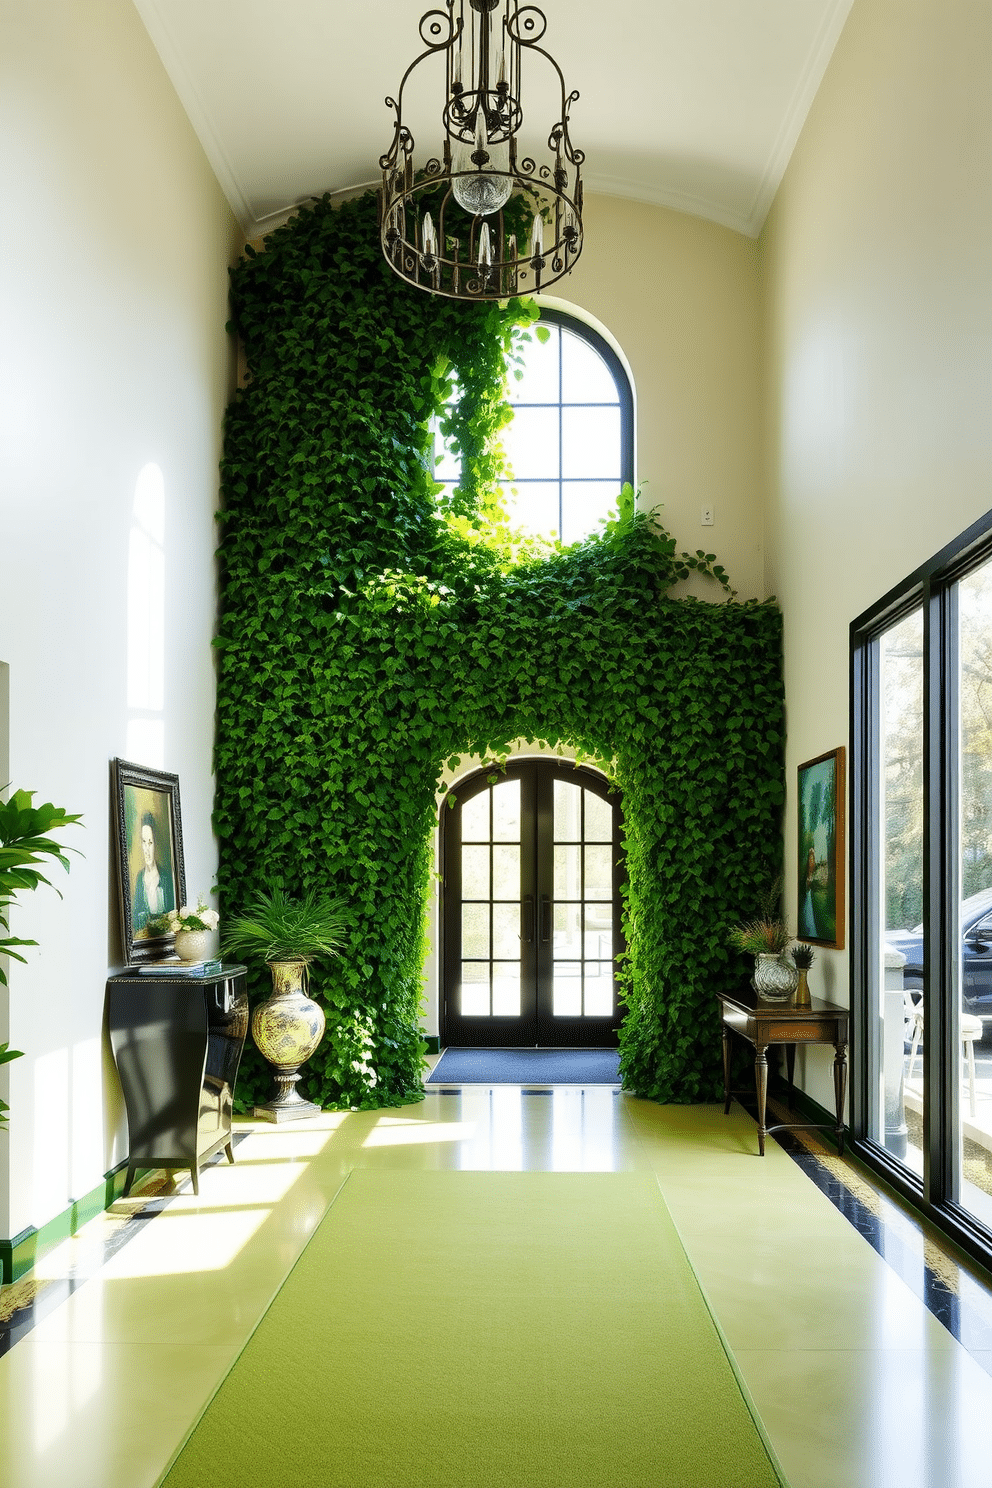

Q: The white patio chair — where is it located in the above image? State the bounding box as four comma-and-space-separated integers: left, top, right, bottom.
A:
905, 989, 983, 1117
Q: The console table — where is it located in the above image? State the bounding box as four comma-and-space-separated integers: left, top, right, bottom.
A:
108, 965, 248, 1195
717, 987, 849, 1156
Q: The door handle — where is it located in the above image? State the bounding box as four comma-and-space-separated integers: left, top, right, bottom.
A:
522, 896, 534, 943
540, 895, 551, 944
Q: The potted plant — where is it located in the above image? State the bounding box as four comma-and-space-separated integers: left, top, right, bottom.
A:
791, 941, 815, 1007
0, 789, 82, 1130
728, 917, 799, 1002
222, 887, 347, 1122
148, 896, 220, 963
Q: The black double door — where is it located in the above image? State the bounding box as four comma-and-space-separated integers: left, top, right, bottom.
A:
441, 760, 623, 1047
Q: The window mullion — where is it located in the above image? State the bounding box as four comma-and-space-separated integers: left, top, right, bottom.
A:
922, 580, 960, 1205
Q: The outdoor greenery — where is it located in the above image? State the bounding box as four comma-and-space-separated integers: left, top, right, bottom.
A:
0, 790, 82, 1130
882, 563, 992, 933
214, 189, 784, 1111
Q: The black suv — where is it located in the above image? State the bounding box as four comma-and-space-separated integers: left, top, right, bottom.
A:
885, 886, 992, 1016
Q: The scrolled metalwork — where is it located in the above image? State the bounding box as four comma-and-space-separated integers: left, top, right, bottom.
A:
506, 5, 547, 44
419, 8, 458, 48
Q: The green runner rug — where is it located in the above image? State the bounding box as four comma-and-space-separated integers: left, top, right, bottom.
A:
160, 1170, 786, 1488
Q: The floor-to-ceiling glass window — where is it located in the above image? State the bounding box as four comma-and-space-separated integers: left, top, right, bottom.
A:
853, 522, 992, 1265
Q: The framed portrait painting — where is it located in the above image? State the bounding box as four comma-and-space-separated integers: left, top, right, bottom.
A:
797, 747, 845, 950
112, 759, 186, 963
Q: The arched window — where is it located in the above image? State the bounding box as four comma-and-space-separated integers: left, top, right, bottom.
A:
432, 310, 634, 544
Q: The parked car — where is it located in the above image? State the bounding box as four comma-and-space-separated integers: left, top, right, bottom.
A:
885, 886, 992, 1021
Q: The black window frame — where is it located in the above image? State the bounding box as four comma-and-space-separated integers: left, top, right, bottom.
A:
851, 504, 992, 1269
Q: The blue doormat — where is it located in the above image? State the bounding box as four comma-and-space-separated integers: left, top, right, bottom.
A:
427, 1047, 621, 1085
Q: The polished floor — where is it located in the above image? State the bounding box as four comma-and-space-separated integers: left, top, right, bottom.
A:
4, 1085, 992, 1487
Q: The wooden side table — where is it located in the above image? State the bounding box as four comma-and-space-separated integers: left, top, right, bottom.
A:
717, 987, 849, 1156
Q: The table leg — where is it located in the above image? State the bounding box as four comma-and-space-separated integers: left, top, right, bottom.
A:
833, 1041, 848, 1155
785, 1044, 796, 1110
755, 1045, 768, 1157
722, 1027, 732, 1114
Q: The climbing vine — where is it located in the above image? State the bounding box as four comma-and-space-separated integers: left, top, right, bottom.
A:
215, 190, 784, 1111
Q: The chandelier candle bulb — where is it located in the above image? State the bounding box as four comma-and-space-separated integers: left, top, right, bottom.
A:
478, 221, 492, 269
531, 214, 543, 259
421, 211, 438, 262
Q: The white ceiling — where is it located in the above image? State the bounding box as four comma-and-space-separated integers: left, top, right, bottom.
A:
132, 0, 853, 239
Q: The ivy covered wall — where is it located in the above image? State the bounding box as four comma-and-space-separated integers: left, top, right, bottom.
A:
215, 191, 784, 1111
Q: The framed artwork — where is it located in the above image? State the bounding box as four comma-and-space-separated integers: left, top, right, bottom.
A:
112, 759, 186, 963
797, 747, 845, 949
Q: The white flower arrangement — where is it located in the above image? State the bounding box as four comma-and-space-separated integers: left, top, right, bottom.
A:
150, 897, 219, 935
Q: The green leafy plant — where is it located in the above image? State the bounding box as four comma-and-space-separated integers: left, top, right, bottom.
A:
0, 790, 82, 985
728, 919, 792, 956
0, 789, 82, 1130
215, 189, 784, 1111
222, 888, 347, 967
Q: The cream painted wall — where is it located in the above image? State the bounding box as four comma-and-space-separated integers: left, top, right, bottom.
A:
554, 194, 766, 602
762, 0, 992, 1110
0, 0, 240, 1238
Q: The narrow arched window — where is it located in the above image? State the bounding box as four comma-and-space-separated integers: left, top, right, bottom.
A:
432, 310, 634, 544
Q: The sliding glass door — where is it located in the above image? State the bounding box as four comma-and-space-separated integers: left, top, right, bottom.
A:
854, 527, 992, 1260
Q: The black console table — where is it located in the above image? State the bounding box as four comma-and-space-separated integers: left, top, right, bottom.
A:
107, 965, 248, 1195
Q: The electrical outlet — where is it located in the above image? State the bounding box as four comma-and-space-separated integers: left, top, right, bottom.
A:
701, 505, 714, 526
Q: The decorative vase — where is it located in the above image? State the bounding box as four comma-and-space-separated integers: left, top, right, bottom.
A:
174, 928, 211, 963
753, 952, 799, 1002
251, 959, 326, 1122
793, 967, 812, 1008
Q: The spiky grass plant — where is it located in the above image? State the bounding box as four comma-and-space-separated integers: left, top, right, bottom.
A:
727, 917, 791, 956
791, 941, 816, 969
222, 887, 347, 966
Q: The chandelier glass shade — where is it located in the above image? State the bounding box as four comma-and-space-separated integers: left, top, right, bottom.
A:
379, 0, 584, 300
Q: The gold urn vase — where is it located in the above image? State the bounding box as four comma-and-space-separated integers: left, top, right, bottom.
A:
251, 959, 326, 1122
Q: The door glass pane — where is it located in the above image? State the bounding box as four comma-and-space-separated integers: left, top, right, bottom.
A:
461, 791, 489, 842
554, 963, 582, 1016
584, 907, 612, 959
584, 792, 613, 841
956, 556, 992, 1223
554, 844, 581, 899
462, 845, 489, 899
461, 963, 489, 1016
554, 902, 582, 958
584, 963, 614, 1016
492, 780, 520, 841
554, 780, 581, 840
492, 844, 519, 900
876, 607, 925, 1174
584, 845, 613, 901
462, 902, 489, 959
493, 903, 520, 959
492, 963, 520, 1016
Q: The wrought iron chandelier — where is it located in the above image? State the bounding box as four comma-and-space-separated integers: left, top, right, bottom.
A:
379, 0, 583, 300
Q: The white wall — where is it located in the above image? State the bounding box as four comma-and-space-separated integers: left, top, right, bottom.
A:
0, 0, 240, 1239
561, 194, 765, 602
762, 0, 992, 1109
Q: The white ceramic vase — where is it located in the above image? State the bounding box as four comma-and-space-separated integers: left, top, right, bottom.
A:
174, 928, 211, 963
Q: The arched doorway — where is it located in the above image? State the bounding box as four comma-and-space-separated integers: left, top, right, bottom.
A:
441, 760, 624, 1047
